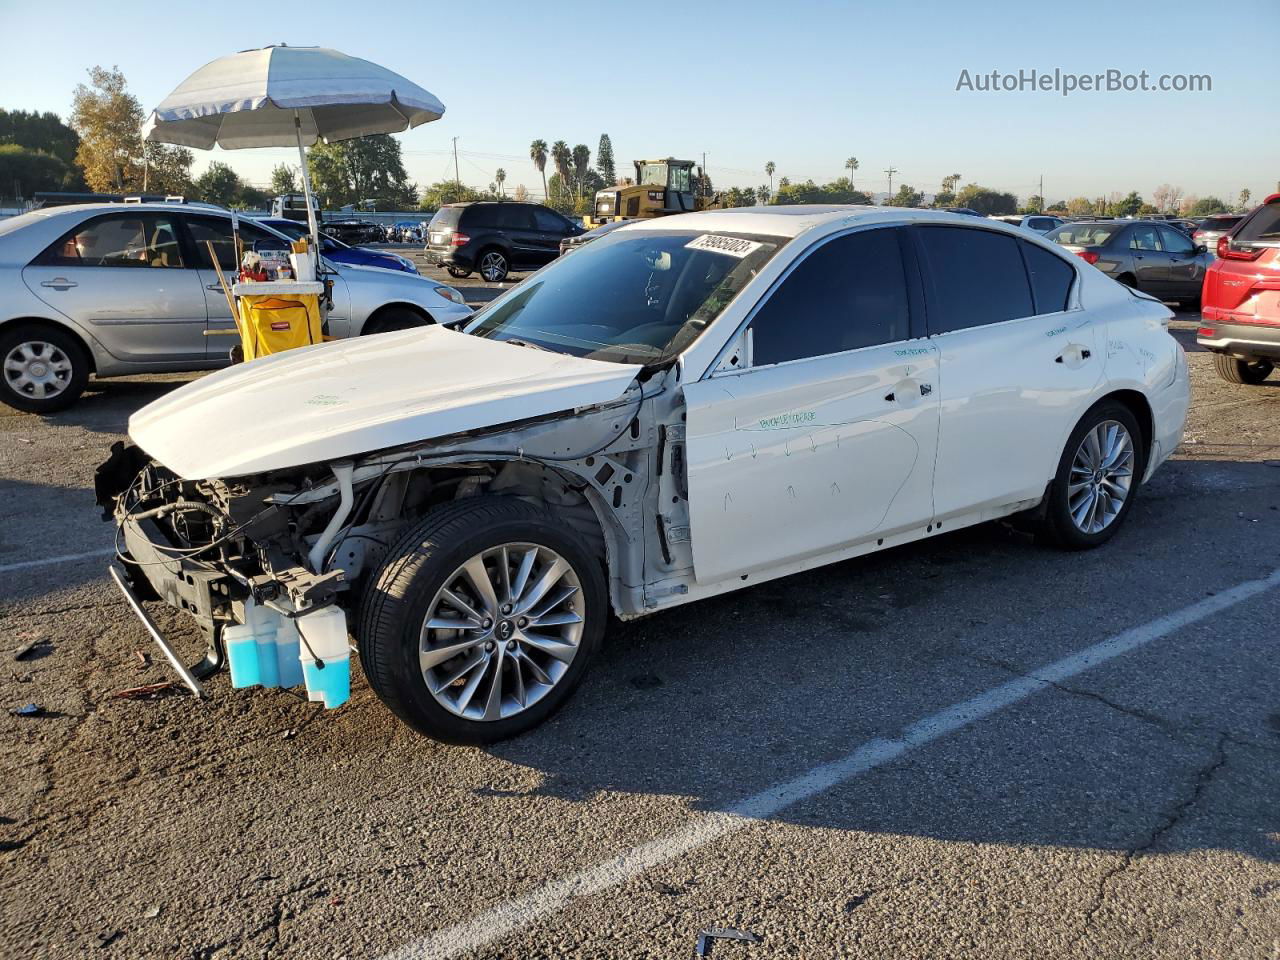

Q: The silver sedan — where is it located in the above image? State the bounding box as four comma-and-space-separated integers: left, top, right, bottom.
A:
0, 202, 472, 412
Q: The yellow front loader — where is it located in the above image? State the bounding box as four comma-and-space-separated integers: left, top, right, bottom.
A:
584, 158, 720, 229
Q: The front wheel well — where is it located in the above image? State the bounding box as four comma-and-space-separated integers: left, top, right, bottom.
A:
361, 303, 434, 335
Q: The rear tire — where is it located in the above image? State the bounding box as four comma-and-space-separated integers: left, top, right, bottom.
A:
364, 307, 430, 335
0, 323, 90, 413
358, 497, 606, 744
1041, 400, 1146, 550
1213, 354, 1273, 385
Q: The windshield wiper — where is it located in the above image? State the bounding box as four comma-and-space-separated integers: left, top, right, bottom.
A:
502, 338, 556, 353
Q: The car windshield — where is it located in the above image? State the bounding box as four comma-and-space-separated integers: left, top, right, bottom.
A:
1045, 222, 1121, 246
466, 230, 785, 365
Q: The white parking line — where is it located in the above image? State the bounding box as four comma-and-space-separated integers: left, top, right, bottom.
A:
382, 566, 1280, 960
0, 548, 114, 574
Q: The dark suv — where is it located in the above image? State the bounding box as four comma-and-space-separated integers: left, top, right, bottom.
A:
424, 202, 582, 282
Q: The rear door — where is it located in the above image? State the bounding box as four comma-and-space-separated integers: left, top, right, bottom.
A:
22, 211, 208, 362
182, 215, 297, 357
1127, 224, 1173, 295
683, 226, 939, 583
916, 226, 1101, 518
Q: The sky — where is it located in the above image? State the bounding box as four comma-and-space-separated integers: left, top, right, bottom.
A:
1, 0, 1276, 205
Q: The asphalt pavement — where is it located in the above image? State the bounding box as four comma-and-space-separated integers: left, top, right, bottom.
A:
1, 300, 1277, 960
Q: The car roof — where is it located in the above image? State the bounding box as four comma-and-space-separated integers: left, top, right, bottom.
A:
620, 205, 1029, 239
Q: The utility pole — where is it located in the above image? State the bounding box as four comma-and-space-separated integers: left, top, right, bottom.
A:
884, 165, 898, 200
452, 137, 460, 191
1038, 174, 1044, 212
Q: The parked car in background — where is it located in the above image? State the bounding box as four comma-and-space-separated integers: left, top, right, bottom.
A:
558, 218, 632, 257
1198, 193, 1280, 385
424, 201, 584, 282
0, 204, 471, 412
392, 221, 422, 243
96, 206, 1188, 743
1044, 219, 1208, 306
324, 219, 385, 245
256, 218, 417, 274
992, 214, 1066, 234
1193, 214, 1245, 256
1166, 218, 1199, 235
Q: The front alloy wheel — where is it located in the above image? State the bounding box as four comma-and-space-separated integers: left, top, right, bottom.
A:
359, 497, 605, 743
420, 543, 584, 721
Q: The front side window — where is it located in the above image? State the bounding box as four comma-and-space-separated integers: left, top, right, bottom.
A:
749, 228, 911, 366
185, 216, 289, 271
39, 214, 184, 268
467, 231, 784, 365
533, 207, 568, 233
1129, 225, 1163, 251
917, 226, 1034, 334
1158, 226, 1195, 254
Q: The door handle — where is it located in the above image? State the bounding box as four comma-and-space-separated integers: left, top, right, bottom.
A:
919, 383, 933, 396
884, 391, 895, 402
40, 278, 77, 289
206, 283, 226, 291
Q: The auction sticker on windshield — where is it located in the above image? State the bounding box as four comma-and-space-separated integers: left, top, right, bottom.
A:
685, 234, 764, 258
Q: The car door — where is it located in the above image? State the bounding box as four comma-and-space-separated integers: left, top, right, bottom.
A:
1158, 224, 1205, 299
183, 215, 298, 357
915, 226, 1102, 519
1127, 224, 1172, 295
22, 211, 208, 362
497, 205, 540, 267
682, 226, 939, 584
531, 207, 573, 265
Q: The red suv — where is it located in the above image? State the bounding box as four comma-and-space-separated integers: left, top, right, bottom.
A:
1198, 193, 1280, 384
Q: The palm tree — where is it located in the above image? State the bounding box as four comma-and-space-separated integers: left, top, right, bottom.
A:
529, 140, 548, 203
550, 140, 571, 204
765, 161, 775, 195
571, 144, 591, 200
495, 167, 506, 197
845, 156, 859, 188
756, 185, 770, 206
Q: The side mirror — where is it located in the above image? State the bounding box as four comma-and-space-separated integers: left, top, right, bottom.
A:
1195, 244, 1208, 254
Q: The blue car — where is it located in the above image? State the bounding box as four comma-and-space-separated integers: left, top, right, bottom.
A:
255, 218, 418, 274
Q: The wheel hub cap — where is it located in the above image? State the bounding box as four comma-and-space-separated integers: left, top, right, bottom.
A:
1068, 419, 1134, 535
419, 542, 584, 721
4, 340, 72, 400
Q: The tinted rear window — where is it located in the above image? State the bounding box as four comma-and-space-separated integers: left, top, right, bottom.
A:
1200, 216, 1242, 231
918, 226, 1034, 333
1021, 242, 1075, 314
1231, 206, 1280, 243
428, 208, 463, 230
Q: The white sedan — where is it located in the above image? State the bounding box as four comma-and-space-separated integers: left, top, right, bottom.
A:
99, 206, 1189, 743
0, 202, 472, 412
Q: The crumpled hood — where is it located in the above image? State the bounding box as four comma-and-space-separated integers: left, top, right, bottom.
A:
129, 326, 640, 479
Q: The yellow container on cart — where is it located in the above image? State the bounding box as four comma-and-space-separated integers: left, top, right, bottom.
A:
232, 281, 325, 361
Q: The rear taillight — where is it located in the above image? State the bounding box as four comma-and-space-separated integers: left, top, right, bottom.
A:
1075, 250, 1100, 265
1218, 235, 1263, 261
1198, 326, 1216, 337
450, 233, 470, 246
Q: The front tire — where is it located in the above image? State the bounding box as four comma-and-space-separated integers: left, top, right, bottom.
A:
358, 497, 606, 744
1041, 401, 1146, 550
0, 323, 90, 413
1213, 354, 1273, 385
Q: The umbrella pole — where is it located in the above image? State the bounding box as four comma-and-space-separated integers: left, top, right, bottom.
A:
294, 111, 321, 272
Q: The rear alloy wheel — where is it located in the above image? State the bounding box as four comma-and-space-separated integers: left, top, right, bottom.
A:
1213, 354, 1273, 385
359, 497, 605, 743
478, 249, 510, 283
1042, 401, 1145, 549
0, 326, 89, 413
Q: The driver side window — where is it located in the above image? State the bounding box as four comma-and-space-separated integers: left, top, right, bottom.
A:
749, 228, 911, 366
185, 217, 290, 271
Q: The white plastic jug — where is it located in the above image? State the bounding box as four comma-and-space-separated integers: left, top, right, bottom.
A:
296, 606, 350, 709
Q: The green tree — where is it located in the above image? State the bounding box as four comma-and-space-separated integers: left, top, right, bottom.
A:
550, 141, 571, 204
764, 160, 775, 194
845, 156, 858, 188
144, 142, 194, 196
888, 184, 923, 207
1021, 195, 1045, 214
932, 191, 956, 208
0, 144, 69, 196
756, 185, 771, 205
0, 109, 83, 188
722, 186, 756, 208
1188, 196, 1228, 217
193, 161, 243, 207
1106, 191, 1143, 217
269, 163, 298, 195
70, 65, 144, 192
596, 134, 615, 185
529, 139, 548, 203
954, 183, 1017, 215
773, 178, 870, 205
419, 179, 483, 210
307, 134, 415, 209
941, 173, 962, 198
571, 144, 591, 199
1065, 196, 1094, 216
495, 167, 506, 197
